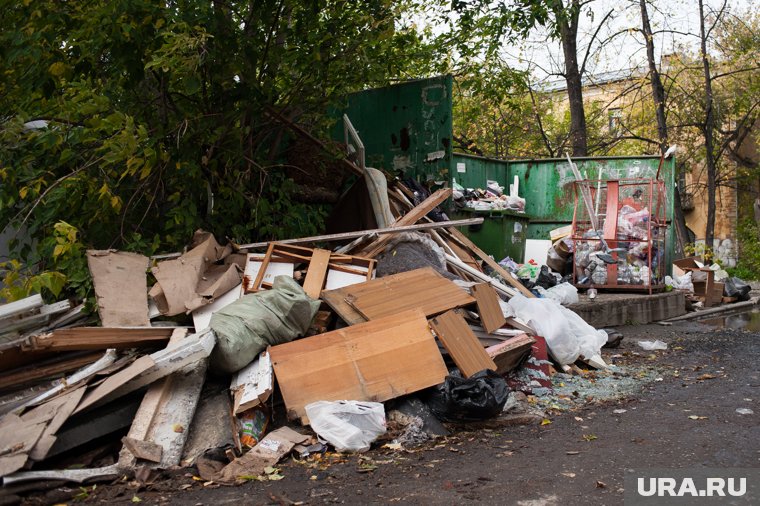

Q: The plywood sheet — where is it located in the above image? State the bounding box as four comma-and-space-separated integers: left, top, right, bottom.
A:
429, 309, 496, 378
320, 290, 367, 326
471, 283, 506, 333
269, 309, 447, 423
326, 267, 474, 322
87, 250, 150, 327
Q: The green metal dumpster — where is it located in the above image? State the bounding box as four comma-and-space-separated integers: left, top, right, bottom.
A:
452, 208, 530, 262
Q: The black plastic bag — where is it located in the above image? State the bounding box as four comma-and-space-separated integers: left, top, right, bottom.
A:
534, 265, 559, 290
724, 277, 751, 301
424, 369, 509, 423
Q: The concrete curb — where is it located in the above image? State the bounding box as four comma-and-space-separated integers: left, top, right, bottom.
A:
661, 296, 760, 323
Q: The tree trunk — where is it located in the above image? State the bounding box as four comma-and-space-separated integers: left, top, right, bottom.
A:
699, 0, 717, 248
639, 0, 689, 254
556, 1, 587, 157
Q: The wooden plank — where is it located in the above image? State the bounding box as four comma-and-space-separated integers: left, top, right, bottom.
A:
74, 355, 156, 414
0, 295, 43, 322
445, 227, 535, 298
320, 290, 367, 325
230, 351, 273, 415
445, 254, 518, 298
471, 283, 507, 334
269, 309, 447, 423
0, 353, 102, 391
330, 267, 474, 322
25, 327, 177, 352
302, 248, 331, 299
23, 386, 87, 461
429, 309, 497, 378
486, 334, 536, 375
236, 218, 484, 250
241, 254, 294, 295
74, 328, 214, 414
363, 188, 453, 258
87, 250, 150, 327
446, 238, 482, 272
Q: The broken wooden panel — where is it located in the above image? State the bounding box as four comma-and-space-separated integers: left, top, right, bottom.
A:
320, 289, 366, 326
471, 283, 506, 334
25, 327, 177, 352
301, 248, 331, 299
329, 267, 474, 322
87, 250, 150, 327
486, 334, 536, 375
429, 309, 497, 378
0, 413, 48, 477
0, 294, 43, 323
270, 309, 447, 423
21, 386, 87, 461
119, 328, 208, 469
230, 351, 273, 415
0, 352, 102, 392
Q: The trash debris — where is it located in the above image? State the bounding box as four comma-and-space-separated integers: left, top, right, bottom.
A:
637, 340, 668, 351
425, 369, 510, 423
736, 408, 754, 415
305, 401, 386, 453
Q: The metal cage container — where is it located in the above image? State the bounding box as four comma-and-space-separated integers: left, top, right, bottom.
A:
571, 178, 668, 294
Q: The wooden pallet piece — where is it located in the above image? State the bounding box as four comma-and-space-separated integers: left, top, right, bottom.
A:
486, 334, 536, 374
301, 248, 332, 299
269, 309, 448, 423
471, 283, 507, 334
328, 267, 474, 322
429, 309, 497, 378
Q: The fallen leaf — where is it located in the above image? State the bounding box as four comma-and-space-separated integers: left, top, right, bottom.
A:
697, 373, 717, 380
383, 443, 403, 451
688, 415, 708, 420
566, 451, 580, 455
172, 424, 184, 433
268, 474, 285, 481
541, 419, 552, 426
596, 481, 607, 488
561, 472, 576, 478
582, 434, 597, 442
132, 496, 142, 503
264, 466, 278, 475
613, 409, 627, 414
574, 417, 584, 422
180, 484, 192, 490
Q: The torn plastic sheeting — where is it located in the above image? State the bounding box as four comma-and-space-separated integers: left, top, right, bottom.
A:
304, 400, 386, 453
638, 340, 667, 351
209, 276, 320, 374
507, 295, 607, 365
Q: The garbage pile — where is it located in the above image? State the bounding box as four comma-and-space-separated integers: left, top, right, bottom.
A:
0, 181, 612, 492
453, 179, 526, 212
667, 256, 751, 308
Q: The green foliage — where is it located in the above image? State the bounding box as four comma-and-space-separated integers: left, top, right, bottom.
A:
0, 0, 447, 299
730, 218, 760, 280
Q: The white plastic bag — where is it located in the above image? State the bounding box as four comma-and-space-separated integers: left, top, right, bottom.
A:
638, 340, 667, 351
544, 282, 579, 305
305, 400, 386, 453
671, 271, 694, 292
507, 295, 607, 365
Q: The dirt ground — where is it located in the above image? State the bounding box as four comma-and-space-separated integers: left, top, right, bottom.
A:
19, 318, 760, 505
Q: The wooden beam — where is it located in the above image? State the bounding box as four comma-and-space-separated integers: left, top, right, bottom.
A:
362, 188, 453, 258
0, 353, 102, 392
24, 327, 178, 352
0, 295, 43, 322
445, 227, 535, 298
301, 248, 331, 299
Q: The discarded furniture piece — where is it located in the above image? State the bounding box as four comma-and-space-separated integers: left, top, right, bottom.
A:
429, 309, 497, 377
471, 283, 507, 333
322, 267, 474, 323
486, 334, 536, 374
269, 309, 448, 423
673, 257, 724, 308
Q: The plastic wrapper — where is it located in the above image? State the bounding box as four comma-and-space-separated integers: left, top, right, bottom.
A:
544, 282, 579, 305
239, 406, 270, 448
507, 295, 608, 365
425, 369, 509, 423
304, 401, 386, 453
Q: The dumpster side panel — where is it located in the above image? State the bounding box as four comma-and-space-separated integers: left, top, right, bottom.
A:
333, 76, 453, 184
451, 153, 510, 191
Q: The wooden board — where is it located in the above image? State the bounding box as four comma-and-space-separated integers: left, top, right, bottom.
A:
486, 334, 536, 374
471, 283, 506, 334
26, 327, 178, 352
320, 289, 367, 326
302, 248, 331, 299
445, 227, 535, 299
0, 352, 102, 391
326, 267, 474, 322
269, 309, 447, 423
230, 351, 273, 415
429, 309, 497, 378
74, 355, 156, 414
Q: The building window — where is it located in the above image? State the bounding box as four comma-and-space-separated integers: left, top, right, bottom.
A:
608, 108, 622, 137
